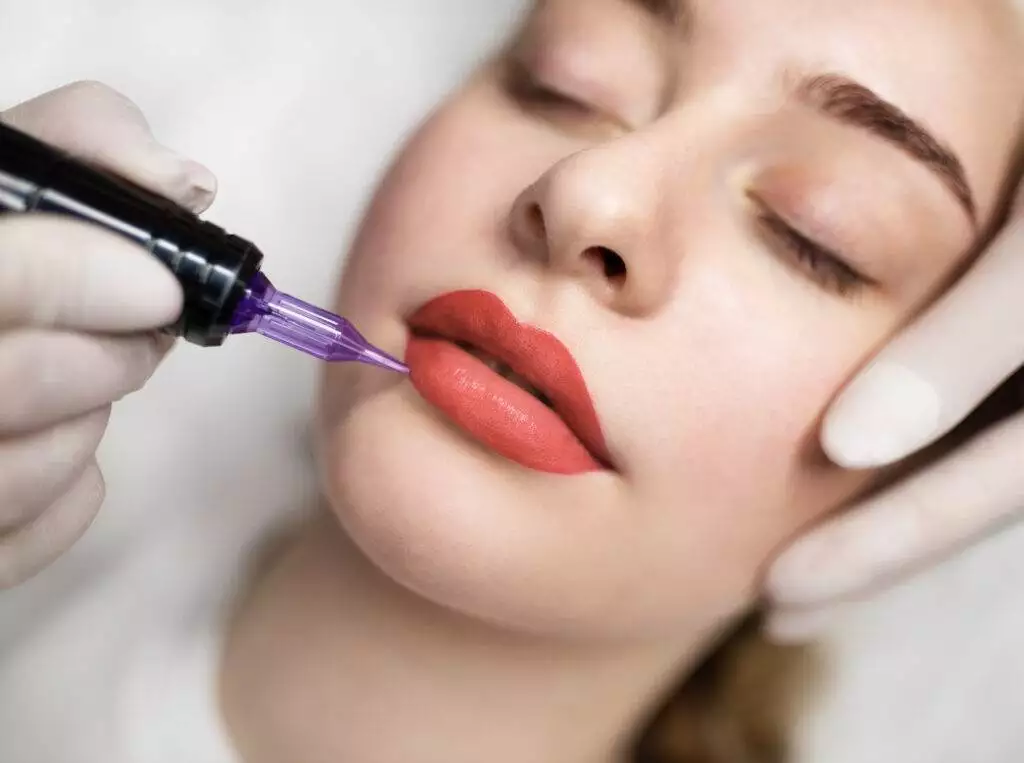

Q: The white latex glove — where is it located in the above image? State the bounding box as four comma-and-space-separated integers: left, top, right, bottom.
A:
766, 189, 1024, 639
0, 82, 217, 588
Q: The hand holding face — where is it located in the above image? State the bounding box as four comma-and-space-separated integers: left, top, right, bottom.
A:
768, 186, 1024, 638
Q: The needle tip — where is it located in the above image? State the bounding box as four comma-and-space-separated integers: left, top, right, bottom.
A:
361, 347, 409, 374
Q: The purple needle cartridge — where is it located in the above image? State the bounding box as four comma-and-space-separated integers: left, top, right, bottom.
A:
230, 272, 407, 372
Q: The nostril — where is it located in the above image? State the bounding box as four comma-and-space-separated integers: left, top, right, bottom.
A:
526, 202, 546, 240
584, 246, 627, 284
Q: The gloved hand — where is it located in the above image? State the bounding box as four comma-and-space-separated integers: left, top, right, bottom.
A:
766, 188, 1024, 639
0, 81, 216, 588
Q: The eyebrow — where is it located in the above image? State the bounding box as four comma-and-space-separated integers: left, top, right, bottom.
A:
623, 2, 979, 227
798, 75, 977, 225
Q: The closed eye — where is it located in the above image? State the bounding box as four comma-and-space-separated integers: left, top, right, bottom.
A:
503, 58, 595, 119
753, 204, 875, 297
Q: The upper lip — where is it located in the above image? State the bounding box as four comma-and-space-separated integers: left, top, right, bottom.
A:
407, 290, 611, 467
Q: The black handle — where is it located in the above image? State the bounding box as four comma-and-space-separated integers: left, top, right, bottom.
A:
0, 121, 263, 346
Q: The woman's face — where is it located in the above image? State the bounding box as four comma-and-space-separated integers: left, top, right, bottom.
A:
318, 0, 1024, 640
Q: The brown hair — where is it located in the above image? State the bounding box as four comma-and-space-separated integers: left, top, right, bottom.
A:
631, 614, 821, 763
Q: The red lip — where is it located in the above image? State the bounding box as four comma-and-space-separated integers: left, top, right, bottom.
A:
405, 290, 610, 475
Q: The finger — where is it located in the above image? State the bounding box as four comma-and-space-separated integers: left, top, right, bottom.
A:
0, 458, 105, 589
0, 327, 172, 433
823, 211, 1024, 468
767, 408, 1024, 608
0, 215, 183, 331
2, 80, 217, 213
0, 408, 110, 533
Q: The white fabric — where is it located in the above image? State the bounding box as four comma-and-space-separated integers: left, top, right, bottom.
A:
0, 3, 1022, 762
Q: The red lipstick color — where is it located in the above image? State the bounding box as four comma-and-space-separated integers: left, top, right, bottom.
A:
406, 290, 609, 475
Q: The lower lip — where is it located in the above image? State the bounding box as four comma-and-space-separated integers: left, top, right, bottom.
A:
405, 336, 602, 475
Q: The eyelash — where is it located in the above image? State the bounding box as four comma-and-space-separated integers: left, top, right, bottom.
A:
755, 208, 870, 297
503, 60, 594, 120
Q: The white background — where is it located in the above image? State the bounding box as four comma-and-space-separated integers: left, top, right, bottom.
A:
1, 3, 1022, 761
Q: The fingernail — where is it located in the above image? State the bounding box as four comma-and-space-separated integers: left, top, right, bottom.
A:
767, 499, 922, 607
149, 143, 217, 213
823, 360, 941, 469
179, 159, 217, 212
764, 606, 836, 645
765, 536, 840, 606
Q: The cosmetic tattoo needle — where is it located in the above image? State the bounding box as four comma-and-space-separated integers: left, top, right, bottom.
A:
229, 272, 408, 373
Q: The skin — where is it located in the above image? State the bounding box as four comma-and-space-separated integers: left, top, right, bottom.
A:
221, 2, 1024, 762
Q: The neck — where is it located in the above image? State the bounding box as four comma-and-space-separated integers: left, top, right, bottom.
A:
220, 511, 708, 763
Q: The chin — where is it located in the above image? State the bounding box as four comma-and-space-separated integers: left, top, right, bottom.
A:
315, 363, 698, 641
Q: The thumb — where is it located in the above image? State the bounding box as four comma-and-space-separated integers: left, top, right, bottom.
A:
2, 80, 217, 214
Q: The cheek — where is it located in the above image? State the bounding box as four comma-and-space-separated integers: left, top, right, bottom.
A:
601, 262, 882, 593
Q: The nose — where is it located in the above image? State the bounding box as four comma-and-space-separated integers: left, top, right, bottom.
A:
507, 146, 672, 317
